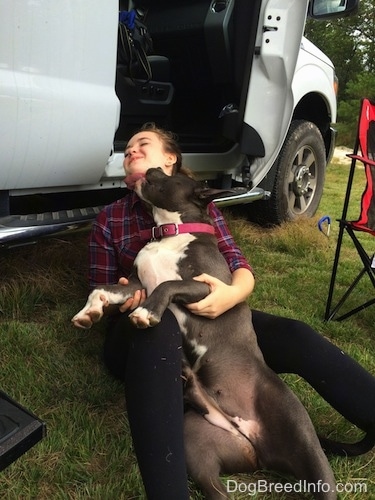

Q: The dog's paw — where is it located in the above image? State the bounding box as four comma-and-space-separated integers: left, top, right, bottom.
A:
71, 308, 103, 329
71, 290, 111, 329
129, 307, 161, 328
71, 313, 94, 329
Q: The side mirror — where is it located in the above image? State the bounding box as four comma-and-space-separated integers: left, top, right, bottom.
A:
308, 0, 359, 19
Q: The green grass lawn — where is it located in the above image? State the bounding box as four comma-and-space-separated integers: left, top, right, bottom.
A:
0, 159, 374, 499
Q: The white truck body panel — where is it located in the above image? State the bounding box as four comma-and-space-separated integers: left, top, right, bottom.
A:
242, 0, 309, 187
293, 38, 337, 119
0, 0, 120, 189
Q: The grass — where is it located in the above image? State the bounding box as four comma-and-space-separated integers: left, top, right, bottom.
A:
0, 158, 374, 499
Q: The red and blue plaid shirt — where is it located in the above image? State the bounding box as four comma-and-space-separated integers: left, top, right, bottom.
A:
89, 190, 253, 288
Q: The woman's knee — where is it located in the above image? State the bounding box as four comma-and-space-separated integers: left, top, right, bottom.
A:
251, 309, 323, 373
103, 309, 181, 379
101, 313, 133, 380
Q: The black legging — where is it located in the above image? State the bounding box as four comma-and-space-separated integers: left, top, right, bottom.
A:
103, 309, 375, 499
103, 309, 189, 500
251, 310, 375, 431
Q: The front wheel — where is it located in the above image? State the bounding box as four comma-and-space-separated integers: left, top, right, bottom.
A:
248, 120, 327, 225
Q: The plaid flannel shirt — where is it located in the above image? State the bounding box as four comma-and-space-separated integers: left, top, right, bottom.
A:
89, 190, 253, 288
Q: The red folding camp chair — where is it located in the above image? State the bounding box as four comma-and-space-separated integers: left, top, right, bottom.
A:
325, 98, 375, 321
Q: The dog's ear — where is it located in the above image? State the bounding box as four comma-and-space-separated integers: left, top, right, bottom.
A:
194, 186, 235, 205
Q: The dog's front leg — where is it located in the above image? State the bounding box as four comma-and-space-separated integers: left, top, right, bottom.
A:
129, 279, 210, 328
72, 281, 142, 329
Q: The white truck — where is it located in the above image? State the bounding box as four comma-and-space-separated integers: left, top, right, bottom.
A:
0, 0, 358, 246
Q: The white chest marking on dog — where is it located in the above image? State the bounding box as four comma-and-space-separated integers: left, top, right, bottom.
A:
135, 233, 196, 294
152, 207, 181, 227
135, 207, 196, 295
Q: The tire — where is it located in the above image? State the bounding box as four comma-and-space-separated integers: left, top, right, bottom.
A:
247, 120, 327, 226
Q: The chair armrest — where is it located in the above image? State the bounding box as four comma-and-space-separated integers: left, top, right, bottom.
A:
346, 154, 375, 167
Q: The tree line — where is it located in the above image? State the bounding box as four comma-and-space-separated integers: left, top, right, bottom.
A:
305, 0, 375, 146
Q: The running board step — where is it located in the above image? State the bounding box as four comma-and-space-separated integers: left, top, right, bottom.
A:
0, 206, 104, 247
0, 206, 103, 227
213, 187, 269, 207
0, 187, 269, 247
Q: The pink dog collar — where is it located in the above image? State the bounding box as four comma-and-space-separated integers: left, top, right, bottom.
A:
139, 223, 215, 241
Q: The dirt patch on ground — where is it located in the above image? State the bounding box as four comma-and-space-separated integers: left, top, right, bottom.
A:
331, 146, 352, 164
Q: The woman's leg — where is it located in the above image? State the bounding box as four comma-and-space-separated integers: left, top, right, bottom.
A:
103, 310, 189, 500
251, 309, 375, 432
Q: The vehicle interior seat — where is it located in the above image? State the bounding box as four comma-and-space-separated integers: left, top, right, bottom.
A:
114, 1, 175, 149
117, 0, 262, 154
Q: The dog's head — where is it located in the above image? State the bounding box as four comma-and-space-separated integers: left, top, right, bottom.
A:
134, 168, 231, 220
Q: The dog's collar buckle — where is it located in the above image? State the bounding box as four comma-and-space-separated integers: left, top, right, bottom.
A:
151, 223, 179, 240
139, 223, 215, 241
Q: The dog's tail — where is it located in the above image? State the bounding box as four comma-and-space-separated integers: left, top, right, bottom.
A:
319, 425, 375, 456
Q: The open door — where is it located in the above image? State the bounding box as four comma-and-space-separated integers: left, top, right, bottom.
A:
115, 1, 309, 174
238, 0, 310, 187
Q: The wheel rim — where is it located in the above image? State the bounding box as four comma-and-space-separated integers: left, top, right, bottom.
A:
287, 145, 318, 215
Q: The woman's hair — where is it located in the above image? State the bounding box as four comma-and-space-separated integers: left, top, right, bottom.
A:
138, 122, 193, 177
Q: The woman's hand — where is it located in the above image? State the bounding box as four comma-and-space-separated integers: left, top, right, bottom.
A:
117, 277, 147, 312
185, 268, 255, 319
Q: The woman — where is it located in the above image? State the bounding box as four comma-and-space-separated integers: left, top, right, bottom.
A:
89, 123, 375, 499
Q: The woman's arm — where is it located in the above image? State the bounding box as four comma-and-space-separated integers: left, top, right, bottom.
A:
185, 268, 255, 319
89, 206, 146, 312
208, 202, 253, 274
185, 202, 255, 318
89, 210, 119, 288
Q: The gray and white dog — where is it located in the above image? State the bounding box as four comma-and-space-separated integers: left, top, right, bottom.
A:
73, 168, 349, 499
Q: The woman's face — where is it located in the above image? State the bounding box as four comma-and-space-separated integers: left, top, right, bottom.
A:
123, 131, 177, 176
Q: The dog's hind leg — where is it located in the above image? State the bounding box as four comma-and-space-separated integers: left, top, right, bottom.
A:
182, 361, 253, 438
284, 443, 337, 500
184, 410, 258, 500
254, 384, 337, 500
